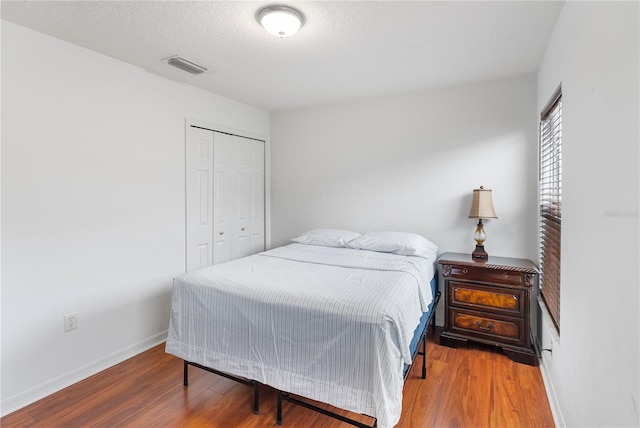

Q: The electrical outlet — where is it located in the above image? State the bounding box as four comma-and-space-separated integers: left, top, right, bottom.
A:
64, 312, 78, 332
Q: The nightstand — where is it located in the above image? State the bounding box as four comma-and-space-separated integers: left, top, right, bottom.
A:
438, 252, 539, 366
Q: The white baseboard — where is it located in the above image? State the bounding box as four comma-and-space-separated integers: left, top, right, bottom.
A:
540, 352, 565, 428
1, 330, 168, 417
536, 305, 565, 428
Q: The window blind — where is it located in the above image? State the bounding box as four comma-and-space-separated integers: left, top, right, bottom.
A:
539, 87, 562, 332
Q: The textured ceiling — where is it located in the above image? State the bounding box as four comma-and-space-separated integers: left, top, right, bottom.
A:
1, 1, 564, 111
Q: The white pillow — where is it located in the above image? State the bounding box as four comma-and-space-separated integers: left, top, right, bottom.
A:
345, 231, 438, 259
291, 229, 361, 248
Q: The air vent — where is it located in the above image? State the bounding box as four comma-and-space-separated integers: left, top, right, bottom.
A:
165, 56, 208, 75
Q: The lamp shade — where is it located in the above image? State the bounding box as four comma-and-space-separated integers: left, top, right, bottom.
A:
468, 187, 498, 219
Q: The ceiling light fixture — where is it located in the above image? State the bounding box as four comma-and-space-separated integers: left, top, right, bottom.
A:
257, 5, 304, 38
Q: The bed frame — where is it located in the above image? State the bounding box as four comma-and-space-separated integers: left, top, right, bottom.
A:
183, 360, 260, 414
180, 280, 441, 427
276, 289, 441, 428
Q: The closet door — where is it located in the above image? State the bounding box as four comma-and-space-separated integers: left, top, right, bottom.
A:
186, 126, 265, 271
247, 139, 265, 256
185, 126, 214, 271
236, 138, 265, 258
212, 133, 233, 264
213, 133, 265, 263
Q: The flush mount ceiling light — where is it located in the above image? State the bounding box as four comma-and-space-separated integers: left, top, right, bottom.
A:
257, 5, 304, 38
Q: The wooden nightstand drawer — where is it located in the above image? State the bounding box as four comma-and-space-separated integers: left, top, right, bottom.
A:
450, 281, 524, 316
449, 308, 524, 346
449, 265, 525, 287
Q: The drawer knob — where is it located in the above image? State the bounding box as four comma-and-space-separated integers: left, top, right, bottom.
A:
476, 321, 494, 331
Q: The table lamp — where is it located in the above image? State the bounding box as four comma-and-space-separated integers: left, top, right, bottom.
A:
468, 186, 498, 260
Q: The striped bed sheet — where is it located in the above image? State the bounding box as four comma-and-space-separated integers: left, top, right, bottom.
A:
165, 243, 436, 428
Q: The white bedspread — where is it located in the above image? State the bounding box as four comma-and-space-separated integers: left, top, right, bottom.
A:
165, 243, 435, 428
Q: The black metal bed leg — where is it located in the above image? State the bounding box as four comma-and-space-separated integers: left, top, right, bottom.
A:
183, 360, 189, 386
431, 304, 440, 334
421, 334, 427, 379
277, 392, 283, 425
252, 382, 260, 415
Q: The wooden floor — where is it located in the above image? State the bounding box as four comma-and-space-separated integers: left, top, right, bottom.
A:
2, 329, 555, 427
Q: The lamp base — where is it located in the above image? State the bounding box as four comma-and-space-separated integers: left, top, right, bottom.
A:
472, 244, 488, 260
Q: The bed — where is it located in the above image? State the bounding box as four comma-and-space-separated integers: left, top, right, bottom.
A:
165, 230, 440, 428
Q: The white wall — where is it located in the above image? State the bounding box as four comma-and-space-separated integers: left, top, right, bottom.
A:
0, 21, 269, 414
536, 2, 639, 426
271, 75, 539, 262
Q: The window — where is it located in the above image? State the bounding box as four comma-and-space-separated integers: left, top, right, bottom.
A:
539, 86, 562, 332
